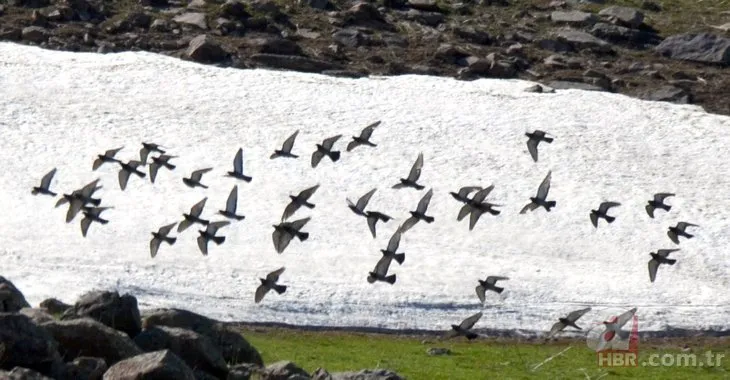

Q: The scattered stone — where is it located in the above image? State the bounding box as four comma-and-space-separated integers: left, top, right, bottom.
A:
401, 9, 445, 27
103, 350, 196, 380
427, 347, 451, 355
332, 28, 364, 48
550, 10, 598, 26
524, 84, 555, 93
0, 313, 61, 375
61, 291, 142, 338
554, 28, 614, 53
64, 357, 108, 380
641, 0, 662, 12
228, 363, 262, 380
589, 22, 661, 47
19, 308, 55, 324
250, 53, 343, 73
244, 36, 303, 55
0, 277, 31, 313
41, 318, 142, 366
263, 360, 310, 380
547, 80, 607, 91
39, 298, 71, 315
328, 369, 405, 380
407, 0, 441, 12
598, 6, 645, 29
452, 26, 491, 45
302, 0, 330, 10
1, 367, 55, 379
173, 12, 209, 30
641, 85, 692, 104
186, 34, 229, 63
655, 33, 730, 65
220, 0, 250, 20
21, 26, 49, 44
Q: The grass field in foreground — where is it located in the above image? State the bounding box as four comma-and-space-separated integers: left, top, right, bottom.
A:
241, 328, 729, 380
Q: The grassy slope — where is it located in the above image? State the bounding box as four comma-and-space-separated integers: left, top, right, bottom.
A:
241, 328, 730, 379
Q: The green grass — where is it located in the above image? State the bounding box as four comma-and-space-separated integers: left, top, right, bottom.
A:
242, 329, 730, 379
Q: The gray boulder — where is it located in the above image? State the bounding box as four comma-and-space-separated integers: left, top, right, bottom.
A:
655, 33, 730, 65
187, 34, 230, 63
39, 298, 71, 315
61, 291, 141, 338
262, 361, 309, 380
41, 318, 142, 366
0, 367, 55, 379
103, 350, 196, 380
598, 6, 644, 28
0, 277, 30, 313
550, 10, 598, 26
63, 357, 108, 380
19, 308, 55, 324
554, 29, 614, 53
0, 313, 61, 375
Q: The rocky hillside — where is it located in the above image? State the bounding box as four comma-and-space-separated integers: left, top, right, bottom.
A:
0, 276, 404, 379
0, 0, 729, 116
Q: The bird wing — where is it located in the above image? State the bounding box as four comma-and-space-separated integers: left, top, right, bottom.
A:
226, 185, 239, 213
677, 222, 698, 231
356, 188, 377, 211
149, 163, 160, 183
547, 321, 566, 338
366, 215, 378, 238
398, 216, 419, 234
459, 312, 483, 330
190, 197, 208, 217
80, 178, 101, 197
519, 202, 539, 214
475, 285, 486, 304
298, 184, 320, 201
288, 217, 311, 231
416, 188, 434, 213
322, 134, 342, 150
457, 186, 482, 198
645, 204, 655, 218
373, 255, 393, 276
486, 276, 510, 284
311, 150, 325, 168
92, 157, 104, 171
471, 185, 495, 203
207, 221, 231, 234
128, 160, 143, 169
80, 217, 92, 237
406, 152, 424, 182
615, 307, 637, 328
590, 212, 598, 228
346, 140, 360, 152
656, 249, 680, 257
526, 138, 539, 162
105, 146, 124, 158
386, 231, 401, 252
457, 204, 473, 221
158, 222, 177, 236
566, 307, 592, 323
359, 120, 381, 140
118, 169, 131, 191
266, 267, 286, 282
536, 170, 552, 199
281, 130, 299, 153
276, 229, 294, 253
177, 218, 192, 233
255, 284, 270, 303
150, 237, 162, 258
197, 236, 209, 256
233, 148, 243, 174
40, 168, 57, 190
140, 146, 151, 164
281, 202, 301, 222
654, 193, 675, 202
598, 202, 621, 213
191, 168, 213, 181
667, 229, 679, 244
648, 259, 660, 282
468, 209, 484, 230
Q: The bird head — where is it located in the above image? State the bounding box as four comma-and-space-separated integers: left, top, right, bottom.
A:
366, 275, 376, 284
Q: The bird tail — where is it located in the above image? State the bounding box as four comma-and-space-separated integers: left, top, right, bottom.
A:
385, 274, 397, 284
605, 215, 616, 223
235, 215, 246, 221
273, 285, 287, 294
684, 232, 694, 239
414, 184, 425, 190
544, 137, 554, 143
99, 218, 109, 225
243, 175, 252, 182
212, 236, 225, 245
90, 198, 102, 206
465, 332, 479, 340
424, 216, 435, 223
394, 253, 405, 265
31, 188, 40, 195
494, 286, 504, 294
662, 204, 672, 212
304, 202, 315, 209
330, 151, 341, 161
545, 201, 557, 210
165, 237, 177, 245
166, 163, 176, 170
487, 208, 500, 216
297, 232, 309, 241
665, 258, 677, 265
201, 184, 209, 189
377, 213, 392, 222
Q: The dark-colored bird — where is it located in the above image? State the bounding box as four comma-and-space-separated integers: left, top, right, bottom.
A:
272, 217, 311, 254
347, 121, 380, 151
520, 170, 556, 214
645, 193, 675, 218
457, 185, 501, 230
150, 222, 177, 258
32, 168, 57, 196
56, 179, 103, 223
346, 188, 392, 238
367, 255, 397, 285
140, 142, 166, 164
667, 222, 698, 245
392, 152, 425, 190
399, 188, 434, 234
149, 154, 177, 183
227, 148, 252, 182
444, 312, 483, 340
547, 307, 592, 338
311, 134, 342, 168
92, 147, 124, 170
365, 211, 393, 239
282, 184, 320, 221
475, 276, 510, 303
526, 129, 553, 162
118, 160, 146, 191
255, 267, 287, 303
178, 197, 210, 233
449, 186, 483, 204
197, 221, 230, 256
271, 130, 300, 159
590, 201, 621, 228
183, 168, 213, 189
80, 206, 112, 237
380, 230, 405, 265
219, 185, 245, 221
648, 249, 679, 283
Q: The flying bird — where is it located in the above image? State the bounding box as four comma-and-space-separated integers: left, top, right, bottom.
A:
449, 186, 483, 204
271, 130, 299, 159
255, 267, 287, 303
596, 307, 638, 351
226, 148, 253, 182
667, 222, 698, 244
520, 170, 556, 214
380, 230, 405, 265
392, 152, 425, 190
648, 249, 679, 283
92, 147, 124, 170
140, 142, 166, 164
32, 168, 58, 197
346, 121, 381, 151
311, 134, 343, 168
475, 276, 509, 303
398, 188, 434, 234
183, 168, 213, 189
525, 129, 553, 162
645, 193, 675, 218
590, 201, 621, 228
457, 185, 501, 230
178, 197, 210, 233
197, 221, 230, 256
547, 307, 592, 338
282, 184, 320, 221
272, 217, 311, 254
79, 206, 112, 237
218, 185, 246, 221
367, 255, 397, 285
444, 312, 483, 340
118, 160, 146, 191
346, 188, 392, 238
150, 222, 177, 258
56, 179, 103, 223
149, 154, 177, 183
365, 211, 393, 239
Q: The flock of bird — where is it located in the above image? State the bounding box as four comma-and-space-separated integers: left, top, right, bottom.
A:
29, 121, 701, 340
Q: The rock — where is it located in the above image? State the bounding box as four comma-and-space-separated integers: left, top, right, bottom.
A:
640, 0, 661, 12
0, 314, 61, 375
21, 26, 50, 43
186, 34, 229, 63
173, 12, 209, 30
262, 361, 309, 380
19, 308, 55, 324
537, 38, 572, 53
589, 22, 661, 47
0, 277, 31, 313
1, 367, 55, 379
39, 298, 71, 316
332, 28, 364, 48
65, 357, 107, 380
103, 350, 196, 380
301, 0, 330, 10
250, 53, 343, 73
655, 33, 730, 65
41, 318, 142, 366
547, 80, 606, 91
554, 29, 613, 53
344, 2, 387, 27
311, 368, 332, 380
452, 26, 491, 45
220, 0, 250, 19
641, 85, 691, 104
524, 84, 555, 93
598, 6, 644, 28
228, 363, 261, 380
244, 36, 303, 55
407, 0, 440, 12
550, 11, 598, 26
434, 43, 469, 64
329, 369, 404, 380
133, 326, 228, 378
61, 291, 142, 338
401, 9, 444, 27
426, 347, 451, 355
142, 308, 262, 366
